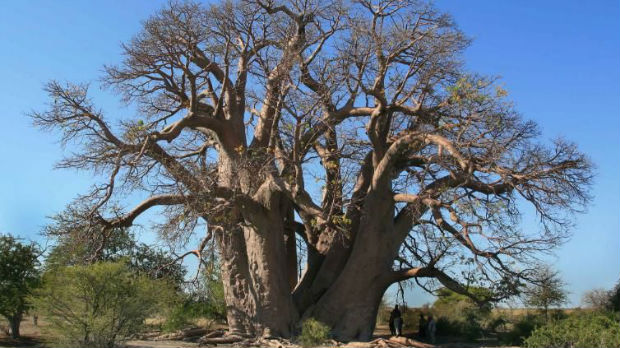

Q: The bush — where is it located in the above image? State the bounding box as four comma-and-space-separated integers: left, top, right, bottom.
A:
433, 294, 489, 341
524, 312, 620, 348
162, 297, 223, 332
163, 262, 227, 332
162, 300, 201, 332
33, 261, 176, 348
298, 318, 330, 347
498, 313, 545, 346
436, 314, 483, 341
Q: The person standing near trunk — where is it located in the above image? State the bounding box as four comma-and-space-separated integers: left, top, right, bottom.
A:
427, 315, 436, 344
417, 313, 426, 339
389, 305, 402, 336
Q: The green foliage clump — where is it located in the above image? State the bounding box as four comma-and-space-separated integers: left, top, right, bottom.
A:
33, 261, 176, 348
432, 287, 493, 341
163, 261, 226, 332
524, 312, 620, 348
298, 318, 330, 347
163, 300, 209, 332
0, 234, 40, 338
45, 227, 186, 286
435, 309, 484, 341
199, 261, 227, 320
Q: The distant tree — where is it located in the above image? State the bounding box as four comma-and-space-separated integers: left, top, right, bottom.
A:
582, 288, 612, 310
609, 280, 620, 312
523, 266, 567, 321
0, 234, 40, 338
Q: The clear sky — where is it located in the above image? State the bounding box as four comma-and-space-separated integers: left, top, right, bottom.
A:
0, 1, 618, 307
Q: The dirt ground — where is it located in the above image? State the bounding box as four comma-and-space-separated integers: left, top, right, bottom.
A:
0, 316, 513, 348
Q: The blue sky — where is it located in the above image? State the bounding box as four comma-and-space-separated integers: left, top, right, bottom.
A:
0, 1, 618, 307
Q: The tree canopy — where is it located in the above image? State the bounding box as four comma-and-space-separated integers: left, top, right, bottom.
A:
31, 0, 593, 340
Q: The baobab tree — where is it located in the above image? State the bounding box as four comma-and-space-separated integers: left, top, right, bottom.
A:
31, 0, 592, 341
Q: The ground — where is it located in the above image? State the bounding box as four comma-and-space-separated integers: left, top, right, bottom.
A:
0, 316, 517, 348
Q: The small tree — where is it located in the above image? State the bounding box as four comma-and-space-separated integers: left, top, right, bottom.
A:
524, 267, 567, 321
0, 234, 40, 339
33, 261, 176, 348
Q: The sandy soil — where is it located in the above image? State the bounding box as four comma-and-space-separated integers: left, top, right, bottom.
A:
0, 317, 512, 348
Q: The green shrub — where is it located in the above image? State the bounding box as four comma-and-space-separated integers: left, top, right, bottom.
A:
436, 314, 483, 341
163, 262, 227, 332
524, 312, 620, 348
433, 295, 489, 341
162, 297, 222, 332
162, 300, 198, 332
498, 313, 545, 346
33, 261, 176, 348
298, 318, 330, 347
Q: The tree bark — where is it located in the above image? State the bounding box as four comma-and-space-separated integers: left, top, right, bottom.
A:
308, 191, 397, 341
216, 225, 259, 336
215, 151, 299, 337
293, 230, 351, 314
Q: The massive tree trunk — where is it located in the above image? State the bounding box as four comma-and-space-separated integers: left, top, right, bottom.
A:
216, 151, 299, 337
217, 217, 299, 338
309, 191, 397, 341
219, 194, 393, 340
215, 225, 258, 336
240, 182, 299, 337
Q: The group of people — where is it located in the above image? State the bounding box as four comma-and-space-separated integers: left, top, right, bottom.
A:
388, 305, 437, 344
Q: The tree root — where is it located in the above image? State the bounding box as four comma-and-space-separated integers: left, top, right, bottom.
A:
195, 332, 437, 348
198, 334, 245, 345
344, 337, 435, 348
151, 327, 210, 341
